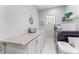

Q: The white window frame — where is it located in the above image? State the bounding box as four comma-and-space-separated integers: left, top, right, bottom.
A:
46, 16, 56, 25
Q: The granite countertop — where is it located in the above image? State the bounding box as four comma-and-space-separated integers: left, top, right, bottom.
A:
0, 31, 43, 45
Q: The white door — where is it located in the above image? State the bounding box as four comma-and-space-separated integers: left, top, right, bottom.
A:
46, 16, 56, 38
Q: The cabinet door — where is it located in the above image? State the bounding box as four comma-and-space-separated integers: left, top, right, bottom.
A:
42, 32, 46, 47
0, 43, 5, 54
6, 44, 28, 54
36, 32, 46, 53
40, 32, 46, 52
36, 34, 43, 53
27, 39, 37, 54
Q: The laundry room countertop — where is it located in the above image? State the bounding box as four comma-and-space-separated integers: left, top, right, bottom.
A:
0, 31, 44, 45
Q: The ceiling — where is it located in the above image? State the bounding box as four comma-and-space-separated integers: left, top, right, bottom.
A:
34, 5, 64, 10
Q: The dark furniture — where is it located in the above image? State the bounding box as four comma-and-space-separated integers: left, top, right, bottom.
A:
57, 31, 79, 42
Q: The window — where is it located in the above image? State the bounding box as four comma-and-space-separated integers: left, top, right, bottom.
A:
46, 16, 55, 25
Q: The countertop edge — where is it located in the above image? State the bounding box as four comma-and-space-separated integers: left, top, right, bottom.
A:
0, 31, 44, 46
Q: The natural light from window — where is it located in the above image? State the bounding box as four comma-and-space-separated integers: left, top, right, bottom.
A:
46, 16, 55, 25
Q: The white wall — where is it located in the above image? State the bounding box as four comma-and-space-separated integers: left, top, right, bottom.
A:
0, 5, 39, 39
39, 6, 66, 26
65, 5, 79, 30
66, 5, 79, 15
39, 6, 66, 38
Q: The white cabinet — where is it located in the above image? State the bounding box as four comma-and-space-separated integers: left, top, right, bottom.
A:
27, 39, 37, 54
5, 32, 46, 54
6, 44, 28, 54
36, 35, 42, 53
0, 43, 5, 54
40, 32, 46, 52
36, 32, 46, 53
28, 32, 46, 54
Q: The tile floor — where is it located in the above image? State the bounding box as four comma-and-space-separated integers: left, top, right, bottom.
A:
42, 38, 57, 54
